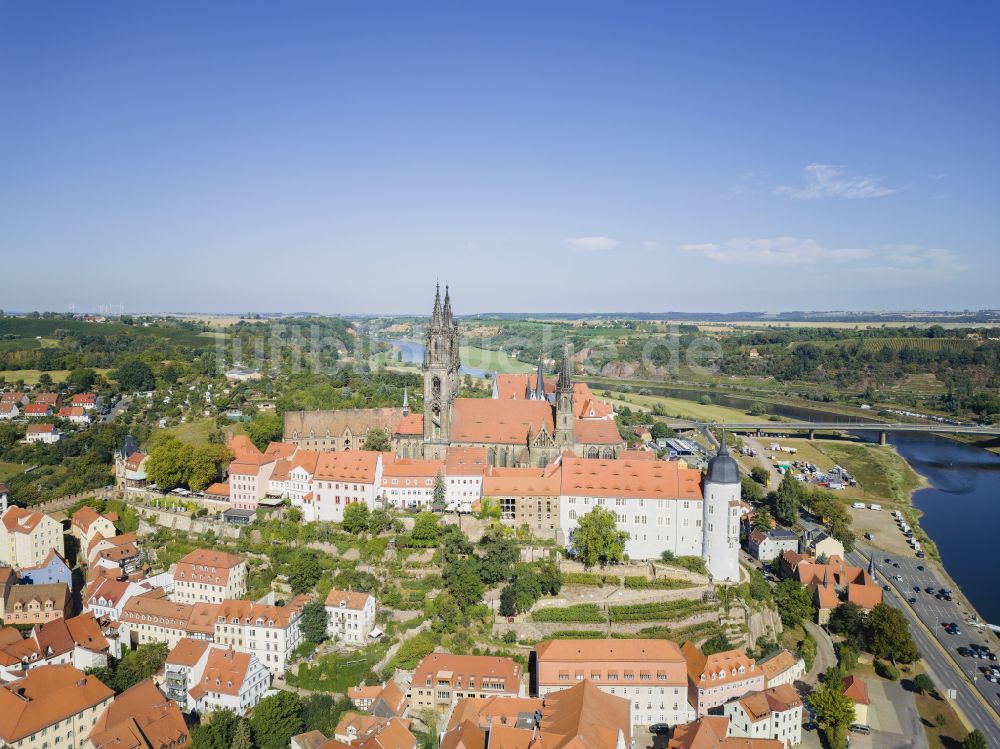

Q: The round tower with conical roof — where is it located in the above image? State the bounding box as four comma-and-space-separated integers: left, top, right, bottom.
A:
702, 432, 741, 582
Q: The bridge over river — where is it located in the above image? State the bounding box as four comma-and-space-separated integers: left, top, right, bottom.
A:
662, 420, 1000, 444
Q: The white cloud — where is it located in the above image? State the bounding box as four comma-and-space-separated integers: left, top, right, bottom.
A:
776, 163, 896, 199
567, 236, 619, 251
642, 240, 659, 249
680, 237, 963, 277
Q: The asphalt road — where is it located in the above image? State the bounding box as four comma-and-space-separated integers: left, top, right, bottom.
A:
847, 543, 1000, 747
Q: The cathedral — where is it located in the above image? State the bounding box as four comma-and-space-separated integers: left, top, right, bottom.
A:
284, 285, 625, 467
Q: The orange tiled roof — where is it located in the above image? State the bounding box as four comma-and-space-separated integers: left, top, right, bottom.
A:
2, 506, 47, 533
167, 637, 211, 667
394, 413, 424, 435
843, 675, 870, 705
25, 422, 56, 432
536, 638, 686, 665
325, 589, 374, 611
0, 664, 114, 743
682, 642, 758, 686
445, 447, 488, 476
573, 418, 623, 445
381, 456, 444, 480
413, 653, 521, 691
561, 456, 703, 500
483, 465, 561, 497
315, 450, 381, 483
88, 678, 190, 749
190, 648, 251, 698
451, 399, 554, 444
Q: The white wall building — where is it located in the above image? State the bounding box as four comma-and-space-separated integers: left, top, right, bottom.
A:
0, 506, 64, 569
305, 451, 383, 523
723, 684, 803, 748
324, 589, 377, 645
166, 639, 270, 716
213, 596, 308, 676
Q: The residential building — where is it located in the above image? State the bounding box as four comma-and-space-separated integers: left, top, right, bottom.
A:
33, 393, 60, 408
800, 529, 845, 560
843, 675, 870, 727
534, 638, 692, 728
0, 506, 64, 569
90, 536, 143, 577
32, 612, 111, 672
306, 451, 384, 523
747, 529, 799, 563
57, 406, 91, 425
70, 394, 97, 411
0, 664, 114, 749
119, 590, 208, 650
166, 639, 270, 715
269, 450, 320, 506
669, 716, 782, 749
0, 402, 19, 420
84, 574, 173, 621
71, 507, 118, 550
444, 447, 487, 513
4, 583, 69, 625
325, 589, 377, 645
379, 456, 443, 510
228, 451, 277, 512
681, 641, 765, 717
483, 464, 561, 540
442, 680, 631, 749
212, 596, 308, 675
0, 566, 15, 619
172, 549, 248, 604
723, 684, 803, 747
333, 713, 416, 749
410, 653, 522, 713
87, 678, 190, 749
115, 451, 149, 492
25, 423, 62, 443
758, 649, 805, 689
18, 550, 72, 587
347, 681, 408, 718
0, 625, 46, 680
24, 405, 53, 419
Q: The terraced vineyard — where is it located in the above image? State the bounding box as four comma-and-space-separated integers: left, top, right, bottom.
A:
608, 599, 715, 623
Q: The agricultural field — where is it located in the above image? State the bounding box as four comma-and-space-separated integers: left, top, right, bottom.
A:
0, 338, 43, 352
0, 368, 113, 386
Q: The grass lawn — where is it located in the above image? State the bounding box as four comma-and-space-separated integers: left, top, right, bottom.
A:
912, 685, 970, 748
0, 461, 25, 482
817, 442, 923, 503
153, 417, 243, 447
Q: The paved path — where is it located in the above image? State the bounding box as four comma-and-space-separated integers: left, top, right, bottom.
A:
802, 619, 836, 686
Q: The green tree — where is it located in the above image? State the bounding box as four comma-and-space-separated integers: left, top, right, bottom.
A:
912, 673, 936, 695
702, 632, 735, 655
67, 367, 97, 391
191, 710, 239, 749
773, 579, 814, 626
828, 602, 866, 645
300, 694, 353, 735
750, 506, 773, 532
112, 641, 169, 692
299, 600, 329, 644
361, 428, 391, 451
477, 530, 519, 585
866, 603, 920, 663
741, 477, 764, 503
367, 508, 394, 534
650, 421, 675, 440
410, 512, 440, 544
961, 730, 988, 749
38, 372, 53, 388
432, 470, 446, 511
836, 642, 859, 672
247, 412, 284, 450
145, 436, 192, 490
249, 691, 304, 749
288, 549, 324, 594
115, 359, 156, 391
799, 634, 817, 672
444, 557, 484, 611
810, 675, 856, 748
342, 502, 371, 535
751, 467, 770, 485
232, 718, 254, 749
770, 472, 803, 525
571, 506, 629, 569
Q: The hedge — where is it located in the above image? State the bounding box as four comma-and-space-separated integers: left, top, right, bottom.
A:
562, 572, 621, 587
608, 599, 714, 623
623, 576, 696, 590
532, 604, 606, 623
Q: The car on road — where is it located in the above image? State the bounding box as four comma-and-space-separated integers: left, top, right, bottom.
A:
884, 558, 892, 563
883, 585, 891, 591
909, 597, 917, 603
958, 647, 972, 657
913, 586, 921, 592
926, 587, 936, 594
916, 565, 924, 571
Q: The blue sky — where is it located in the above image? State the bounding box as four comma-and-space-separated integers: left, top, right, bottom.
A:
1, 1, 997, 314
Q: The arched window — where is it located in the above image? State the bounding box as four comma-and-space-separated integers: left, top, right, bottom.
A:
587, 447, 599, 459
602, 447, 615, 460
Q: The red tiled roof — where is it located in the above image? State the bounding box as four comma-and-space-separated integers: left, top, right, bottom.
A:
450, 399, 554, 444
561, 456, 703, 500
314, 451, 381, 483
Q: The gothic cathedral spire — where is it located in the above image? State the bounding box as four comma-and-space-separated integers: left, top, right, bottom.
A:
423, 283, 461, 459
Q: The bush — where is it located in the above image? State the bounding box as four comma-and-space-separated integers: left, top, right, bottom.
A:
875, 660, 900, 681
562, 572, 620, 587
912, 673, 936, 695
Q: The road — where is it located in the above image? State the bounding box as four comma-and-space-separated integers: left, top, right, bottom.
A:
846, 543, 1000, 747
